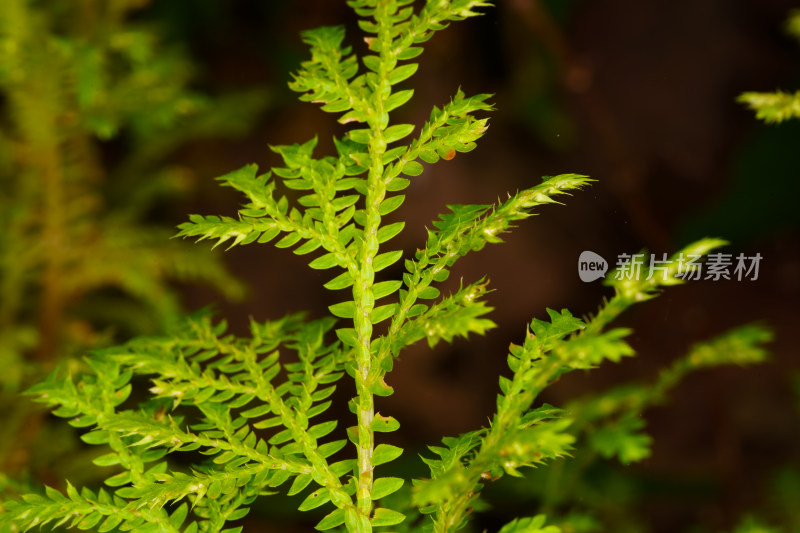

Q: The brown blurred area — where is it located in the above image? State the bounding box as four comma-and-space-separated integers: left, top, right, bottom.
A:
139, 0, 800, 531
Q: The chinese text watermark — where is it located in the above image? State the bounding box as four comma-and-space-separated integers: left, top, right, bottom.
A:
578, 251, 762, 282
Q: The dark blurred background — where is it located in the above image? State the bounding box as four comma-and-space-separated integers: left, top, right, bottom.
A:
130, 0, 799, 531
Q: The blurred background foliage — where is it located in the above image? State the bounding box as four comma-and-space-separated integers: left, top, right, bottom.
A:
1, 0, 799, 532
0, 0, 267, 499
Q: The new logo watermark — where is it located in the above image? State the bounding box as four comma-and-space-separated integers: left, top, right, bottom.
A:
578, 251, 608, 282
578, 251, 762, 282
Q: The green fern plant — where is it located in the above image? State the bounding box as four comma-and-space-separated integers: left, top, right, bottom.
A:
500, 324, 772, 533
0, 0, 264, 498
0, 1, 772, 532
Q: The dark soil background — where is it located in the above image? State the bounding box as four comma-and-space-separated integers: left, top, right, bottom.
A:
135, 0, 800, 531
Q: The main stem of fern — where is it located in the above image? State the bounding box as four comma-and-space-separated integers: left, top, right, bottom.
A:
352, 145, 384, 528
352, 85, 389, 533
350, 4, 396, 529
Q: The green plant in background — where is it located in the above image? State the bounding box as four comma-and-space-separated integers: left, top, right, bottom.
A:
739, 10, 800, 123
680, 7, 800, 248
0, 1, 773, 532
0, 0, 266, 496
700, 11, 800, 533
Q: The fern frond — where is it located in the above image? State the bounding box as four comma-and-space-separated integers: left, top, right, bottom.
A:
387, 90, 494, 182
289, 25, 365, 118
738, 90, 800, 124
382, 280, 495, 371
412, 310, 580, 519
384, 175, 591, 364
1, 482, 182, 533
413, 238, 730, 529
586, 237, 728, 333
5, 311, 364, 532
559, 324, 772, 466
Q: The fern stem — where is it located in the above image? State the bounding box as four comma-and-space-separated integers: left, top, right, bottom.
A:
435, 355, 564, 532
353, 119, 385, 519
353, 101, 383, 529
36, 134, 67, 362
351, 2, 398, 526
4, 0, 69, 361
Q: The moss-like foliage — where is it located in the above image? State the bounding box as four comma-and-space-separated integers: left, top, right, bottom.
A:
0, 2, 772, 532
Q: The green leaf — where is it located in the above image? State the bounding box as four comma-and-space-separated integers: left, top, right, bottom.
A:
299, 488, 331, 511
80, 430, 109, 445
336, 327, 358, 346
363, 54, 381, 73
417, 286, 439, 299
376, 221, 405, 244
379, 195, 405, 216
398, 46, 423, 60
369, 378, 394, 397
288, 474, 314, 496
329, 300, 356, 319
309, 253, 341, 270
373, 280, 402, 300
169, 503, 189, 528
383, 146, 407, 164
402, 160, 424, 176
348, 128, 371, 144
316, 508, 346, 531
92, 453, 120, 467
384, 123, 415, 143
374, 250, 403, 271
98, 514, 123, 532
370, 304, 398, 324
317, 439, 347, 459
385, 89, 414, 112
386, 177, 410, 191
325, 271, 355, 290
372, 444, 403, 466
105, 471, 131, 487
276, 232, 303, 249
371, 414, 400, 432
77, 512, 104, 530
309, 420, 338, 439
372, 477, 404, 500
345, 508, 371, 533
388, 63, 418, 85
419, 149, 439, 164
370, 507, 406, 527
294, 238, 322, 255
